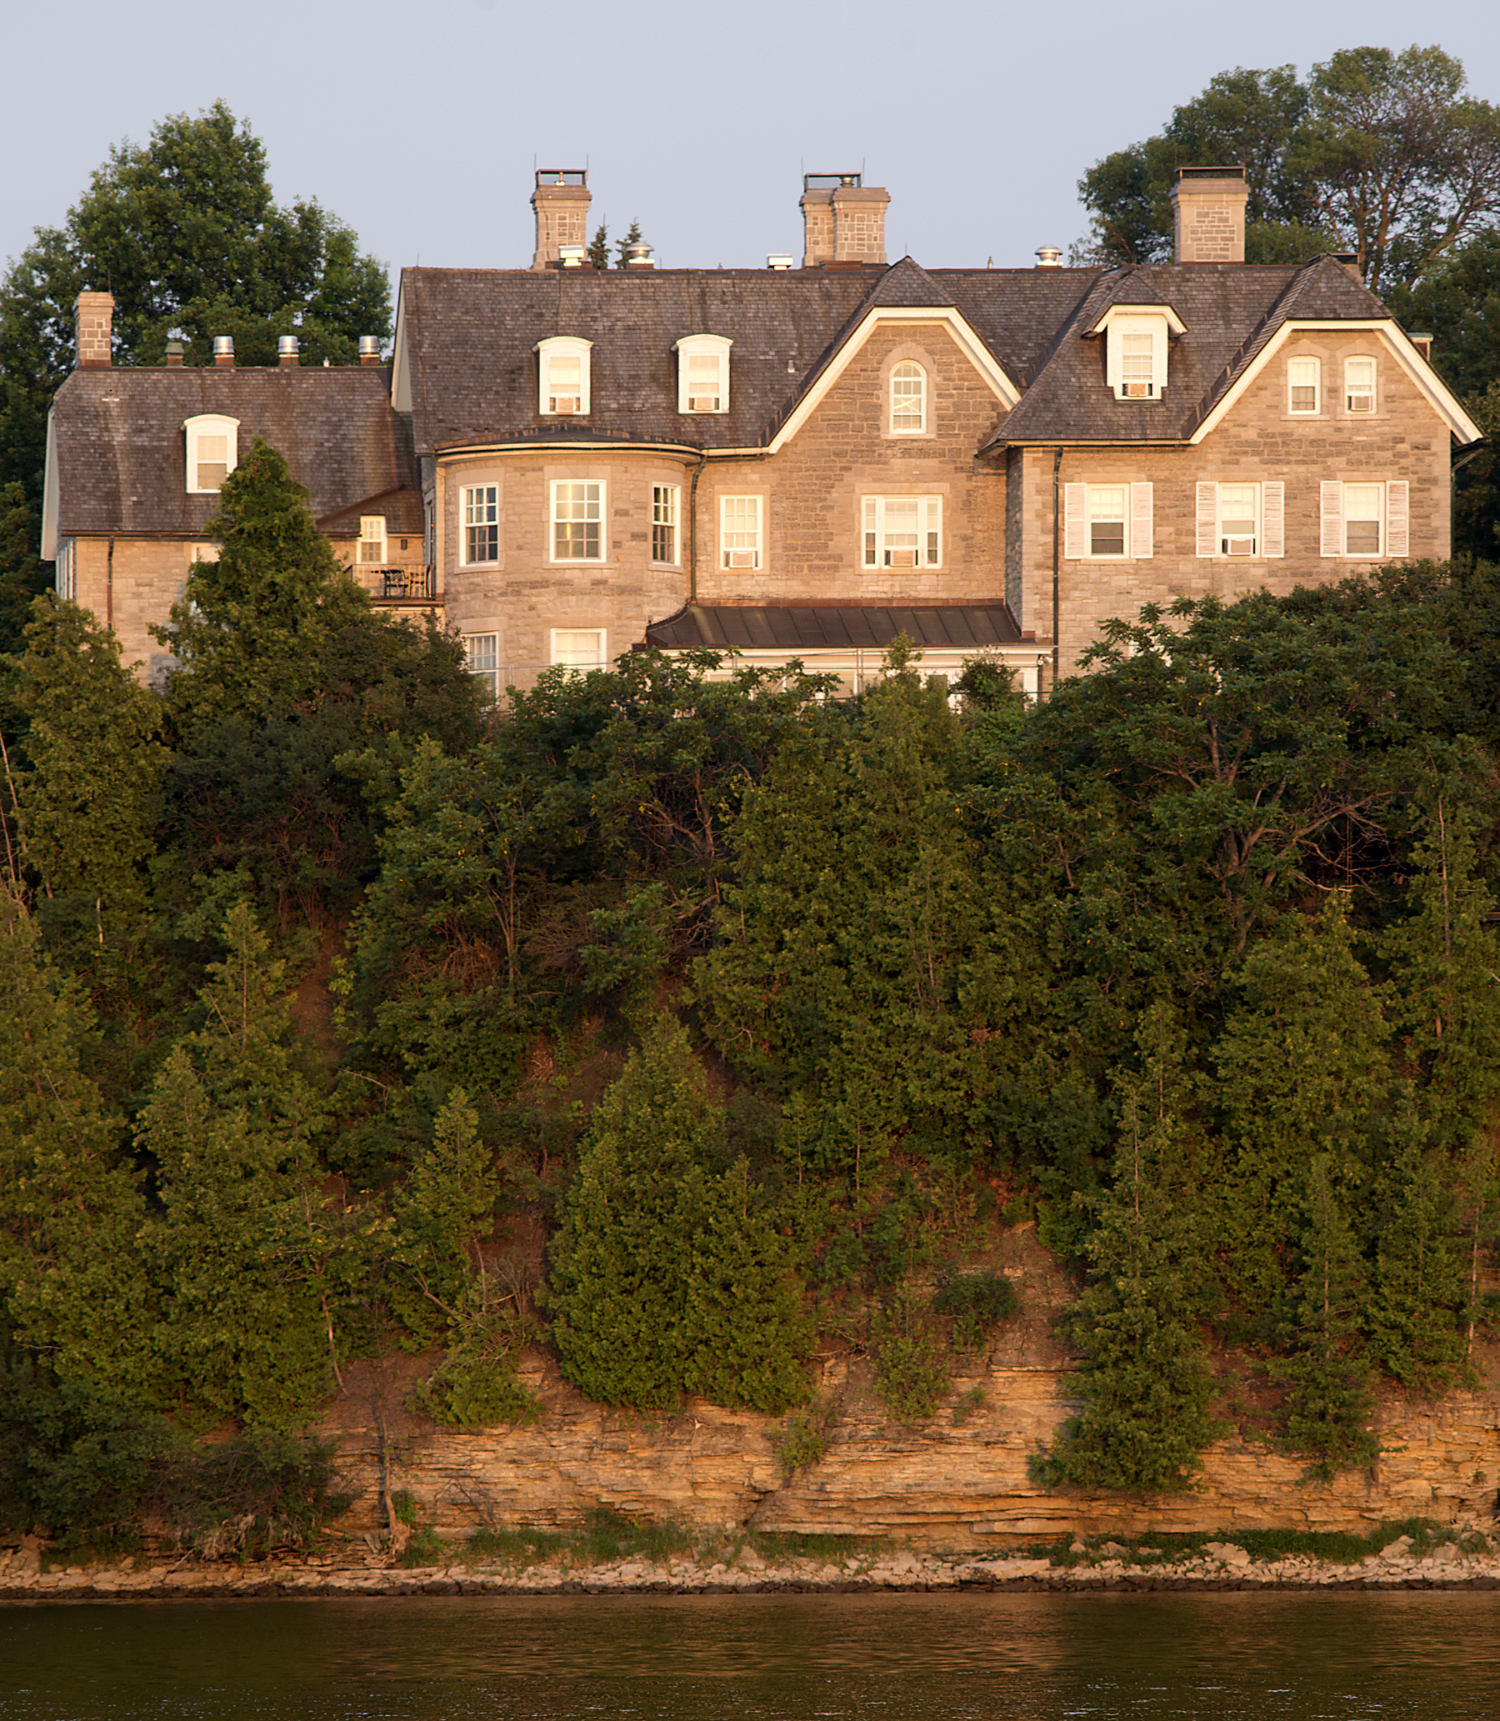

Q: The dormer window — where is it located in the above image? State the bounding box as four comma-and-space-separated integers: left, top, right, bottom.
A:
674, 335, 732, 413
183, 413, 239, 493
1090, 305, 1184, 402
358, 515, 387, 564
536, 336, 592, 416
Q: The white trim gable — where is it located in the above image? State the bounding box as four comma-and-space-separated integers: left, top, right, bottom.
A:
40, 406, 59, 559
765, 306, 1019, 454
1193, 320, 1483, 446
390, 287, 411, 412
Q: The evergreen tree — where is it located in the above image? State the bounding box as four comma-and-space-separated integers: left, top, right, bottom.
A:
587, 222, 611, 271
138, 903, 330, 1428
1038, 1012, 1221, 1492
156, 439, 370, 727
0, 483, 47, 655
0, 894, 153, 1392
613, 220, 644, 268
549, 1017, 810, 1412
1274, 1155, 1379, 1478
14, 595, 166, 941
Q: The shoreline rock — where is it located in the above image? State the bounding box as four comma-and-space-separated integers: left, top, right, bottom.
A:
6, 1540, 1500, 1601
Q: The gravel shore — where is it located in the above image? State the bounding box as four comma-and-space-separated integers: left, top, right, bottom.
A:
5, 1534, 1500, 1599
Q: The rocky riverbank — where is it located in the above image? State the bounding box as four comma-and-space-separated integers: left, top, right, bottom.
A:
6, 1530, 1500, 1600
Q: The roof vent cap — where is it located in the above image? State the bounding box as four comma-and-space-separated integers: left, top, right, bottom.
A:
625, 240, 656, 270
1035, 246, 1062, 268
358, 335, 381, 365
558, 245, 587, 268
767, 254, 793, 270
278, 335, 299, 367
165, 339, 184, 368
213, 335, 234, 367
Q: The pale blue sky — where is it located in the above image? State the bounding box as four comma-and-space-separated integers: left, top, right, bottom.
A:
3, 0, 1498, 295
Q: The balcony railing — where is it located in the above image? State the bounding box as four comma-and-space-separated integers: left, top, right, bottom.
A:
357, 565, 440, 604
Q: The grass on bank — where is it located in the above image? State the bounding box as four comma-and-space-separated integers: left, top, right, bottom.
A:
388, 1507, 1493, 1573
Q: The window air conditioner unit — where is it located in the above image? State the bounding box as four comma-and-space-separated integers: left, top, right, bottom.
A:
550, 396, 581, 414
885, 549, 918, 567
724, 550, 757, 568
687, 395, 719, 412
1122, 381, 1152, 399
1223, 537, 1256, 557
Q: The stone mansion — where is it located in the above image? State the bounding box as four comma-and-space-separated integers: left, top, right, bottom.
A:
42, 167, 1482, 697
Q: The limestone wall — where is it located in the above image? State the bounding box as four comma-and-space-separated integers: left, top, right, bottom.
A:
325, 1348, 1500, 1552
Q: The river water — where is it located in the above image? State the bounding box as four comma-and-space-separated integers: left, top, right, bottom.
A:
2, 1591, 1497, 1719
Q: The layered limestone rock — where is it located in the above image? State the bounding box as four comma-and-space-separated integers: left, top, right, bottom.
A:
324, 1347, 1500, 1551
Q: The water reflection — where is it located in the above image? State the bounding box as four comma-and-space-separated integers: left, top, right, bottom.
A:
1, 1592, 1498, 1719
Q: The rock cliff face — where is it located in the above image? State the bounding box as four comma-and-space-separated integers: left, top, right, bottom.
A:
327, 1347, 1500, 1550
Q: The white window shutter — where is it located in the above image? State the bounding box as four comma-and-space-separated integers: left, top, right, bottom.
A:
1196, 482, 1217, 558
922, 495, 943, 566
1386, 481, 1409, 557
1152, 334, 1168, 396
1064, 484, 1086, 559
1320, 481, 1344, 557
1130, 482, 1153, 559
1262, 482, 1285, 558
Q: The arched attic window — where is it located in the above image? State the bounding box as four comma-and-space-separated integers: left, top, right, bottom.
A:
183, 413, 239, 493
536, 336, 592, 416
674, 334, 732, 413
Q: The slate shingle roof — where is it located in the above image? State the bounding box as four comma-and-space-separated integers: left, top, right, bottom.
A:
985, 257, 1392, 447
50, 367, 419, 539
644, 602, 1023, 652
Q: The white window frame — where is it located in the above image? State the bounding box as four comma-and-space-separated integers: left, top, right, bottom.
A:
536, 335, 592, 417
1063, 482, 1153, 560
674, 335, 732, 414
889, 362, 927, 434
183, 413, 239, 494
461, 484, 500, 565
1288, 356, 1321, 415
464, 633, 498, 700
358, 515, 387, 565
1105, 316, 1169, 400
862, 495, 942, 568
651, 484, 680, 565
551, 480, 605, 563
1320, 480, 1409, 559
1194, 481, 1285, 559
1344, 356, 1376, 415
720, 495, 762, 570
550, 628, 607, 672
54, 538, 76, 601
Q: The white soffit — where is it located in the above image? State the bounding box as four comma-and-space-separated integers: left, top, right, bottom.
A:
1192, 320, 1482, 446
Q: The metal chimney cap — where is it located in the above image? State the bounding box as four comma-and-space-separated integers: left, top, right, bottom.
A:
212, 335, 234, 355
1035, 246, 1062, 268
278, 335, 299, 355
358, 335, 381, 355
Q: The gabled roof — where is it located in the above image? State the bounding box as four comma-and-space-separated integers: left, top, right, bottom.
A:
985, 256, 1408, 449
644, 602, 1024, 652
46, 367, 418, 542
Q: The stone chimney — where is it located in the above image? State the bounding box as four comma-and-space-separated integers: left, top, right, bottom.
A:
800, 174, 889, 268
532, 170, 591, 270
165, 340, 184, 367
74, 290, 114, 368
1171, 166, 1249, 264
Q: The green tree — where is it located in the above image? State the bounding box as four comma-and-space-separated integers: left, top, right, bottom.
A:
549, 1017, 811, 1413
0, 102, 390, 513
156, 439, 370, 727
1274, 1156, 1379, 1478
138, 903, 331, 1428
1075, 48, 1500, 290
0, 894, 153, 1394
0, 483, 47, 655
1037, 1015, 1221, 1492
613, 220, 644, 267
14, 595, 167, 944
587, 221, 611, 271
